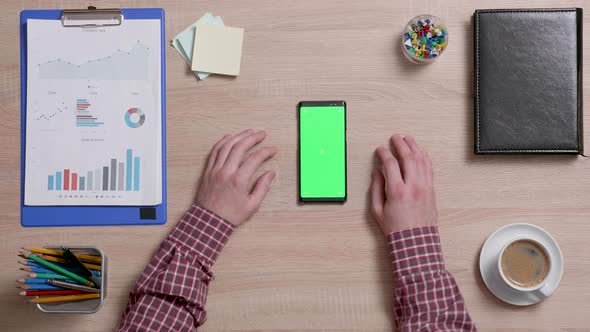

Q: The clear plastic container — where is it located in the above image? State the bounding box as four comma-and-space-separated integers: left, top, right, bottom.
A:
402, 15, 448, 64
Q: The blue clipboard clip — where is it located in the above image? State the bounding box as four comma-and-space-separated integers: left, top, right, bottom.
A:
20, 7, 168, 227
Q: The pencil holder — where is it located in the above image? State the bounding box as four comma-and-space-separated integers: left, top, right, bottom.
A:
36, 246, 107, 314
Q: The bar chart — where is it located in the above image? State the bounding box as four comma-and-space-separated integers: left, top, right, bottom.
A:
76, 98, 104, 127
47, 149, 140, 192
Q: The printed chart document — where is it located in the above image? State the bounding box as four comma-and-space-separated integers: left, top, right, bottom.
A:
24, 19, 162, 206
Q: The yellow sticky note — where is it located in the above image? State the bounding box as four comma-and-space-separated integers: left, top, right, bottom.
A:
191, 25, 244, 76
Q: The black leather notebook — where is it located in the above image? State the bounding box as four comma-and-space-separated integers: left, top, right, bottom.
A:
474, 9, 583, 154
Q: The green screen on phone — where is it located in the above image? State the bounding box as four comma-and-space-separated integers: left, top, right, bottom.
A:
299, 103, 346, 200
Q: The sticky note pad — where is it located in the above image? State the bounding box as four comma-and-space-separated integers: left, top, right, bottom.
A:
175, 14, 225, 80
192, 25, 244, 76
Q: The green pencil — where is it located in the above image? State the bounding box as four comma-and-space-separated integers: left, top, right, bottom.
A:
28, 273, 74, 280
19, 251, 95, 288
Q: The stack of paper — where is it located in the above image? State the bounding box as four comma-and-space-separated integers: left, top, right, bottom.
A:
171, 13, 244, 79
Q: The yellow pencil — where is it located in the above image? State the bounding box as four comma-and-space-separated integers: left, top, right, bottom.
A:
25, 247, 102, 263
37, 254, 101, 271
27, 293, 100, 303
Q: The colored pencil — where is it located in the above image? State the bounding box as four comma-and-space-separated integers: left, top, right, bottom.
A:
20, 263, 101, 275
19, 260, 48, 268
18, 278, 78, 284
24, 247, 102, 263
20, 259, 83, 270
18, 278, 47, 284
18, 252, 95, 288
20, 290, 89, 296
18, 284, 67, 291
38, 254, 101, 271
46, 280, 99, 293
20, 266, 55, 274
28, 273, 79, 280
27, 293, 100, 303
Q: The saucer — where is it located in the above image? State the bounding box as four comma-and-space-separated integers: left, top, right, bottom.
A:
479, 223, 563, 306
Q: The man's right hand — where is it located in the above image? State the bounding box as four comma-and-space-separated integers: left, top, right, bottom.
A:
196, 129, 277, 227
369, 134, 438, 235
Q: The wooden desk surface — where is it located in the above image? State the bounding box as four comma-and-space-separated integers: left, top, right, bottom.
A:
1, 1, 589, 331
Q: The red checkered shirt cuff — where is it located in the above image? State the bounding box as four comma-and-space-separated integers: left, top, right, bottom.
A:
387, 226, 445, 279
168, 204, 235, 266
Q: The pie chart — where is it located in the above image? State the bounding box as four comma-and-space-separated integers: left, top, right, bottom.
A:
125, 107, 145, 128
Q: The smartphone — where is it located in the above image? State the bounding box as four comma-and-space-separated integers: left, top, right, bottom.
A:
298, 101, 347, 202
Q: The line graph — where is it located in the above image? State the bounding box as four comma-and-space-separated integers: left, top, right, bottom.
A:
38, 41, 150, 80
33, 101, 68, 121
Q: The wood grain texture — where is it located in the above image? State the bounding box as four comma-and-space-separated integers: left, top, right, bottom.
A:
1, 1, 589, 331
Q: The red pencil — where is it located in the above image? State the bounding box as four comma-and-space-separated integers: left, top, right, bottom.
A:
19, 290, 89, 296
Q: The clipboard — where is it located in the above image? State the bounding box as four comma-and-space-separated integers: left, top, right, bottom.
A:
20, 7, 167, 227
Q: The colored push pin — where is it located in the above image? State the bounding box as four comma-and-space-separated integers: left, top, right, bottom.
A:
402, 14, 448, 64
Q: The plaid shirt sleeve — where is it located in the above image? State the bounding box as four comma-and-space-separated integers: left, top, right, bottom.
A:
117, 204, 234, 332
388, 226, 477, 332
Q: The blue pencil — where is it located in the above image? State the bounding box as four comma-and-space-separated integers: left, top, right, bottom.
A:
18, 278, 78, 284
19, 260, 101, 276
18, 284, 67, 291
20, 266, 58, 274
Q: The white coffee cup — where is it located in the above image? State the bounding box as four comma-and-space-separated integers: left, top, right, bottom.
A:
480, 223, 563, 306
496, 237, 554, 298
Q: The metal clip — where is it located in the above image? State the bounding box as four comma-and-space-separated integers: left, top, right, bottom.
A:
61, 6, 123, 27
